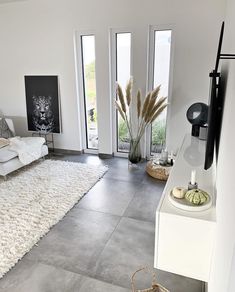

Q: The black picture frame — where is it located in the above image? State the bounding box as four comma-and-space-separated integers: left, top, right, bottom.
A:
25, 76, 61, 134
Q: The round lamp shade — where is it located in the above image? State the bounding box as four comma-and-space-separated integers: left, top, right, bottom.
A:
186, 102, 208, 126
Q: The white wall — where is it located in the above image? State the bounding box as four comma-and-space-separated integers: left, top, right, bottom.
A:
0, 0, 225, 153
208, 0, 235, 290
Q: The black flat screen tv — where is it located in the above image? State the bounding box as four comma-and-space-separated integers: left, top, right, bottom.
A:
204, 22, 225, 170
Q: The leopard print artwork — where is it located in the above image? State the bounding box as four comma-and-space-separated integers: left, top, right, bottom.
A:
32, 96, 54, 133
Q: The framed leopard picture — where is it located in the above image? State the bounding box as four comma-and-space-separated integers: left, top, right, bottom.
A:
25, 76, 61, 133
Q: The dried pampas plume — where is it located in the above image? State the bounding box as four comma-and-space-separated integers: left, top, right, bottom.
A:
149, 96, 167, 121
141, 92, 151, 119
117, 84, 126, 113
115, 100, 125, 121
126, 77, 133, 106
150, 104, 168, 123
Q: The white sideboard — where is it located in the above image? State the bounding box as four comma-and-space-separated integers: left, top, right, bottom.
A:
154, 134, 216, 282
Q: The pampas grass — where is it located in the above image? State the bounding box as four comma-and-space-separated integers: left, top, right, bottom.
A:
115, 77, 168, 146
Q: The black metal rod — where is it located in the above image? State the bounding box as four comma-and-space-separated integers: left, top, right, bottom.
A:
220, 57, 235, 59
220, 54, 235, 57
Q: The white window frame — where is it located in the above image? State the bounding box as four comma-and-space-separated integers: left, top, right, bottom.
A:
74, 31, 99, 154
109, 28, 133, 157
145, 24, 175, 159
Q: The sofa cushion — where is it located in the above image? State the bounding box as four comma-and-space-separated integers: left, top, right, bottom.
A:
0, 118, 14, 139
0, 146, 18, 163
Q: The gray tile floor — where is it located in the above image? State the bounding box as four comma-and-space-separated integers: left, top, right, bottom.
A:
0, 154, 204, 292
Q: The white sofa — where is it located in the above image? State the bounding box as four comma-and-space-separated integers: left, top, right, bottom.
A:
0, 118, 48, 178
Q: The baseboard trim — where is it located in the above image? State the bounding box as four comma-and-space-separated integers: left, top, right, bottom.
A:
49, 148, 84, 155
49, 149, 114, 158
98, 153, 114, 159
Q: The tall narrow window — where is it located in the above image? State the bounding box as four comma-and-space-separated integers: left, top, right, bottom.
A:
81, 35, 98, 149
116, 32, 131, 152
151, 30, 172, 153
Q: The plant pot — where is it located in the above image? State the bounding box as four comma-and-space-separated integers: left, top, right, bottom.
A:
128, 138, 142, 164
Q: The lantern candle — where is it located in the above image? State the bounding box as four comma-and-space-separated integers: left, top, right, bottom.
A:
188, 169, 198, 190
191, 170, 196, 185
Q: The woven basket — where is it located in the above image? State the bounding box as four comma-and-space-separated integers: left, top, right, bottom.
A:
146, 161, 171, 181
131, 267, 169, 292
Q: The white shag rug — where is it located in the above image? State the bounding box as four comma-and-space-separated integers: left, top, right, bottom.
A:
0, 159, 108, 278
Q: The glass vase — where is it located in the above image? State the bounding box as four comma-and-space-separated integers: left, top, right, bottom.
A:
128, 138, 142, 164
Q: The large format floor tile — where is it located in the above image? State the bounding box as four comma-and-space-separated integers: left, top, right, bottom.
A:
0, 260, 82, 292
78, 178, 138, 216
124, 183, 164, 222
103, 162, 146, 183
141, 171, 167, 186
25, 208, 120, 276
94, 217, 156, 289
78, 276, 130, 292
0, 259, 130, 292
